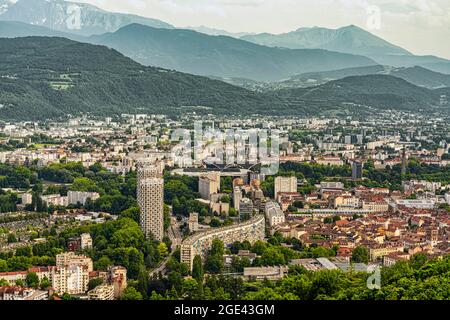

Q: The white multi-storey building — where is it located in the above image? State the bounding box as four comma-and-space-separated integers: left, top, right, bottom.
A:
138, 178, 164, 241
233, 186, 242, 211
265, 202, 286, 228
68, 191, 100, 205
80, 233, 93, 250
180, 215, 265, 271
199, 172, 220, 200
274, 176, 297, 197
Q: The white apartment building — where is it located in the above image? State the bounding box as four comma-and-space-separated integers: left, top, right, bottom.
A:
395, 199, 436, 209
188, 212, 199, 233
265, 202, 286, 228
199, 172, 220, 200
274, 176, 297, 197
180, 215, 265, 271
56, 252, 93, 272
68, 191, 100, 205
41, 194, 68, 207
136, 163, 163, 180
445, 193, 450, 205
52, 264, 90, 295
88, 284, 115, 300
233, 186, 242, 211
80, 233, 93, 250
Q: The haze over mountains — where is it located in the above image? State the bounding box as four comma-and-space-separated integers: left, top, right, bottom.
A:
268, 65, 450, 91
1, 0, 450, 79
88, 24, 377, 82
242, 26, 411, 56
241, 25, 450, 75
0, 0, 448, 120
0, 0, 173, 36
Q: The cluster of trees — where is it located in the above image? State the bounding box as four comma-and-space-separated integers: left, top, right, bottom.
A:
243, 254, 450, 300
0, 139, 27, 151
140, 253, 450, 301
0, 217, 165, 283
0, 191, 19, 213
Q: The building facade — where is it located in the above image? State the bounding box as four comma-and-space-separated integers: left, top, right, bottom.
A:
274, 176, 297, 197
138, 177, 164, 241
199, 172, 220, 200
180, 215, 265, 271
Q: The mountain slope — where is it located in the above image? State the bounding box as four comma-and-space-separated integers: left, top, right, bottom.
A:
241, 25, 411, 56
370, 54, 450, 75
186, 26, 254, 38
0, 0, 173, 36
277, 65, 450, 90
88, 23, 378, 82
276, 74, 441, 112
0, 20, 83, 40
242, 25, 450, 75
0, 37, 286, 120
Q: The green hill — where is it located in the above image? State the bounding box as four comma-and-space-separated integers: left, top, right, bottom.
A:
0, 37, 285, 120
0, 37, 445, 121
276, 74, 441, 113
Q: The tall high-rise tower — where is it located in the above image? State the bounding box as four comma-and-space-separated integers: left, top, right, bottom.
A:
401, 148, 407, 177
352, 161, 363, 180
137, 164, 164, 241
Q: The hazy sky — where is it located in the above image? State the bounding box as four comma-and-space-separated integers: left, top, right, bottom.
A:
76, 0, 450, 59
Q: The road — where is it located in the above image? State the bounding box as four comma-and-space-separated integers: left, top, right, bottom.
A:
149, 215, 184, 278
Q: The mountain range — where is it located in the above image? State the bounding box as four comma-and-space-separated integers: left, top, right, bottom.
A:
1, 1, 450, 79
272, 65, 450, 90
0, 37, 446, 121
241, 25, 411, 57
0, 1, 448, 120
0, 37, 284, 120
241, 25, 450, 75
88, 23, 377, 82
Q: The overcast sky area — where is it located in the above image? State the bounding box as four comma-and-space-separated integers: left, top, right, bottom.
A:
76, 0, 450, 59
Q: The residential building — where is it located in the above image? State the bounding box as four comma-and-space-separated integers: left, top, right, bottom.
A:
239, 198, 254, 218
108, 266, 127, 299
243, 266, 289, 281
265, 202, 286, 228
80, 233, 93, 250
67, 191, 100, 205
137, 178, 164, 241
88, 284, 115, 300
188, 212, 199, 233
180, 215, 265, 271
0, 287, 48, 300
41, 194, 68, 207
274, 176, 297, 197
352, 161, 363, 180
199, 172, 220, 200
233, 186, 242, 211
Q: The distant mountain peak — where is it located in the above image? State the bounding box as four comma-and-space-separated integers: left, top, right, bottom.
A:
241, 25, 412, 57
0, 0, 173, 36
